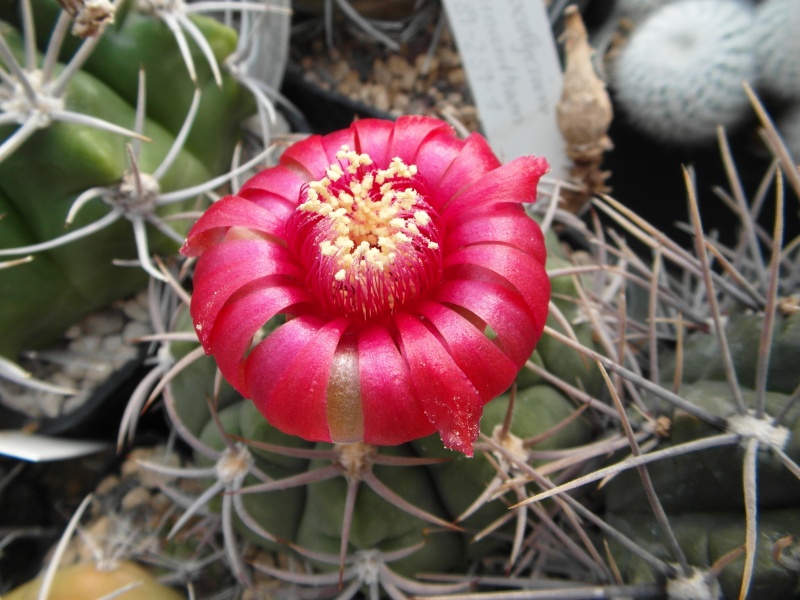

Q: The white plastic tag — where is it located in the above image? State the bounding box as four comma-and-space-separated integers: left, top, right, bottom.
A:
442, 0, 568, 177
0, 430, 110, 462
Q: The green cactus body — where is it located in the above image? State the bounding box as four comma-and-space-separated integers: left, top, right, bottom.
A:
529, 232, 607, 398
603, 381, 800, 598
0, 3, 252, 359
412, 384, 593, 559
605, 381, 800, 513
295, 442, 466, 576
23, 0, 252, 173
607, 510, 800, 599
176, 386, 591, 574
664, 306, 800, 395
196, 401, 312, 550
175, 373, 464, 574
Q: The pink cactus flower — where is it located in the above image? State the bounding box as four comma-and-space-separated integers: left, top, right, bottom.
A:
181, 116, 550, 456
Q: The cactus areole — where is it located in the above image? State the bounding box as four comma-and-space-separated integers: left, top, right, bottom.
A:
182, 117, 550, 455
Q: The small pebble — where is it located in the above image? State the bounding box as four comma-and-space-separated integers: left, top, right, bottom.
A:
84, 311, 125, 336
84, 361, 113, 383
447, 68, 466, 87
121, 297, 150, 323
38, 392, 64, 419
95, 474, 121, 496
70, 335, 102, 354
63, 392, 90, 414
386, 54, 408, 76
1, 294, 158, 462
123, 321, 151, 343
121, 486, 152, 511
63, 324, 82, 339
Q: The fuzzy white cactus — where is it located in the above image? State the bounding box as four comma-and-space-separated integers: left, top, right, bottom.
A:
753, 0, 800, 102
611, 0, 757, 144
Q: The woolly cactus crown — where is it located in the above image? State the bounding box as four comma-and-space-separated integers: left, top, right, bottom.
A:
611, 0, 757, 144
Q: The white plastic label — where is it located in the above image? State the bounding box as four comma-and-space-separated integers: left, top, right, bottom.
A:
442, 0, 568, 176
0, 430, 110, 462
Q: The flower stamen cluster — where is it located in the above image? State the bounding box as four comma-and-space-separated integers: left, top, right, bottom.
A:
290, 146, 442, 320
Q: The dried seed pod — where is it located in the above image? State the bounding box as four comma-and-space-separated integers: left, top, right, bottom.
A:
556, 5, 613, 214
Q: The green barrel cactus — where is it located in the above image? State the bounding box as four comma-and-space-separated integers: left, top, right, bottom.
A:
0, 0, 254, 361
663, 304, 800, 395
605, 381, 800, 598
160, 308, 593, 580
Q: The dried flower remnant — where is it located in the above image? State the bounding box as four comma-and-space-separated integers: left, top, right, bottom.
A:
556, 5, 613, 214
56, 0, 115, 37
182, 116, 550, 456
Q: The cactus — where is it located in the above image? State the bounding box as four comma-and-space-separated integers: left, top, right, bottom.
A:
30, 131, 800, 597
5, 3, 800, 599
610, 0, 757, 144
113, 89, 799, 596
0, 0, 264, 375
514, 98, 800, 599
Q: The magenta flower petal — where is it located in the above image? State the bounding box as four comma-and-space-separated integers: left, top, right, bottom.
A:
237, 188, 297, 223
403, 127, 469, 193
181, 195, 288, 256
243, 315, 325, 412
389, 115, 452, 163
246, 316, 348, 441
352, 119, 395, 166
445, 244, 549, 318
190, 240, 303, 348
208, 280, 312, 394
281, 129, 357, 181
427, 133, 502, 206
432, 279, 542, 367
394, 313, 483, 456
239, 164, 306, 201
441, 155, 549, 219
321, 127, 357, 159
445, 203, 547, 262
280, 134, 330, 180
183, 117, 550, 455
358, 324, 433, 445
417, 301, 519, 401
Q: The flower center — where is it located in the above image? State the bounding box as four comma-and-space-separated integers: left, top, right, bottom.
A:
289, 146, 442, 320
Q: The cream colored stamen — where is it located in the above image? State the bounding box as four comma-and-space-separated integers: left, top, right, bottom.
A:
297, 146, 441, 318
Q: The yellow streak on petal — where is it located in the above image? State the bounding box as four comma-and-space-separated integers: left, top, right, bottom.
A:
326, 339, 363, 443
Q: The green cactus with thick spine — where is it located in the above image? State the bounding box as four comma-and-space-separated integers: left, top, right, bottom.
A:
133, 132, 800, 598
664, 305, 800, 395
11, 6, 793, 596
0, 0, 254, 360
604, 381, 800, 597
163, 309, 594, 578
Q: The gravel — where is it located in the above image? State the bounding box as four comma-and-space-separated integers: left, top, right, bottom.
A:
0, 290, 152, 422
294, 21, 479, 131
